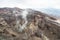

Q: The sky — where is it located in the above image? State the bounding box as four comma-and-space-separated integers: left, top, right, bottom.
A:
0, 0, 60, 9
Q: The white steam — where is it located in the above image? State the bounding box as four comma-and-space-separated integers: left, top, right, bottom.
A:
13, 9, 28, 32
19, 9, 28, 32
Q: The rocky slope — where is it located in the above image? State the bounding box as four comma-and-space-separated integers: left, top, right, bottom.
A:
0, 7, 60, 40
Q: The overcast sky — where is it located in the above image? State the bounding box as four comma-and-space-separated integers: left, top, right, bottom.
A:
0, 0, 60, 9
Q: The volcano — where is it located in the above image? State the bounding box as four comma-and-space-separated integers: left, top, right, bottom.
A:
0, 7, 60, 40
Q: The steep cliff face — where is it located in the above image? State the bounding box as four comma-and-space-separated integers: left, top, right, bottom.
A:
0, 7, 60, 40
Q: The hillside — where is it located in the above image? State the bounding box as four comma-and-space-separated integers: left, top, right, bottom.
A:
0, 7, 60, 40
